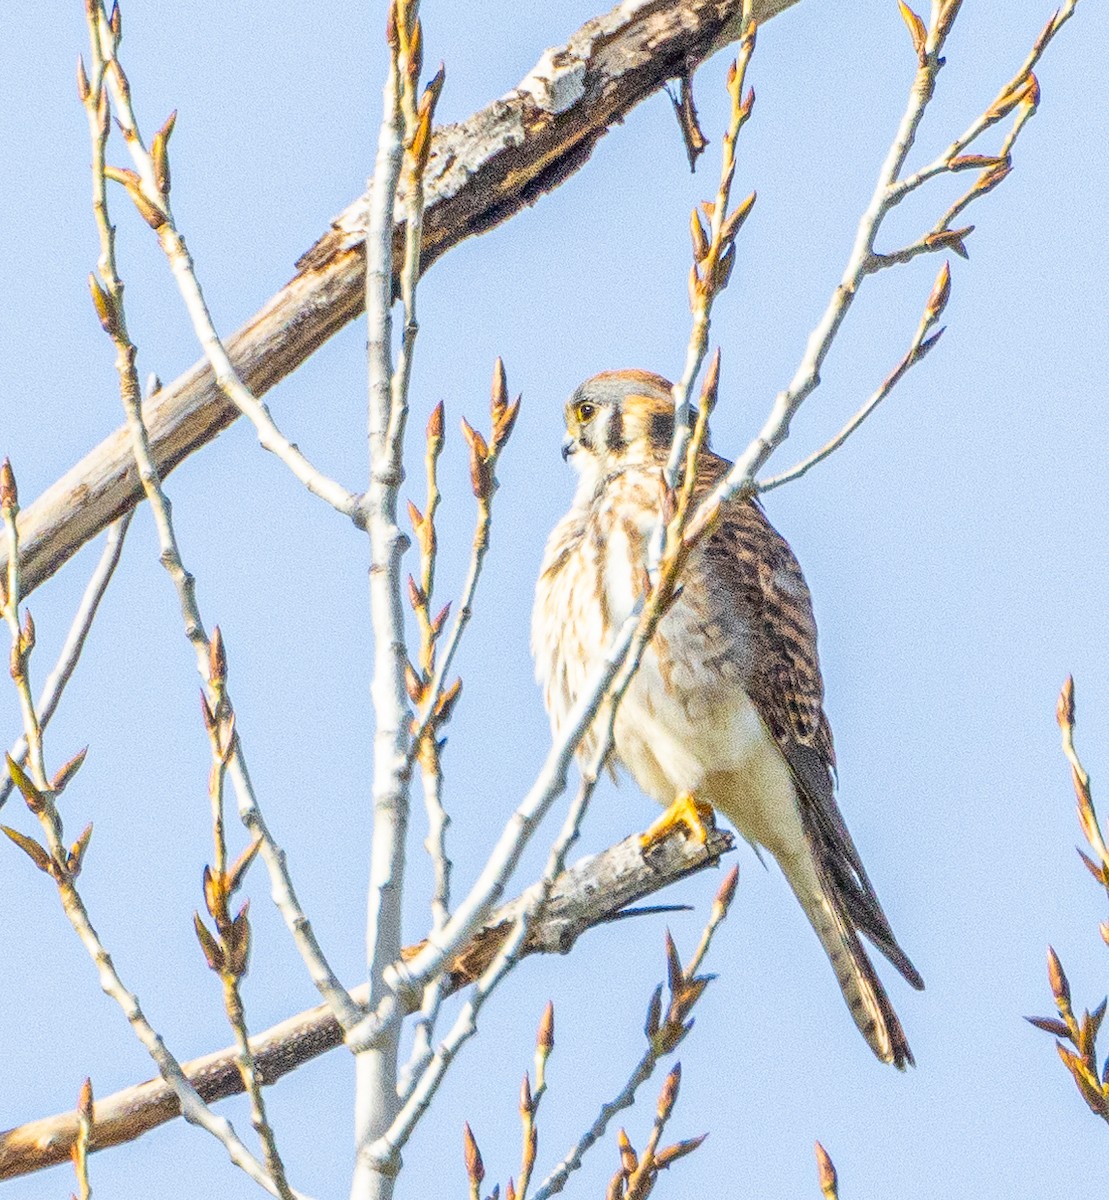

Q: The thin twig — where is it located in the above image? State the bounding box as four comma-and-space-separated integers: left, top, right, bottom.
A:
1, 463, 294, 1200
81, 0, 361, 1038
1026, 678, 1109, 1121
198, 631, 296, 1200
682, 866, 739, 980
532, 869, 737, 1200
406, 405, 451, 1087
759, 261, 950, 491
517, 1004, 554, 1200
1, 475, 47, 791
651, 10, 755, 576
691, 0, 1078, 531
0, 512, 130, 810
862, 9, 1072, 271
622, 1064, 681, 1198
407, 363, 517, 765
890, 1, 1077, 203
93, 10, 362, 525
398, 381, 520, 1095
714, 3, 956, 507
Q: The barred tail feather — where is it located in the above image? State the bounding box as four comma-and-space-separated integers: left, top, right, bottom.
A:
791, 875, 915, 1069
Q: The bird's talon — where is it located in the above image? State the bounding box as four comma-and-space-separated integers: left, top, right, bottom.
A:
640, 792, 715, 850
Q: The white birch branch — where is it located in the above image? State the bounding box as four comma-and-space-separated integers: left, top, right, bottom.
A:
370, 706, 624, 1164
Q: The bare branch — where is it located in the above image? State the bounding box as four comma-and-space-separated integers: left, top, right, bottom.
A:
1, 0, 800, 601
398, 405, 453, 1103
1026, 678, 1109, 1121
65, 13, 320, 1193
199, 631, 296, 1200
759, 263, 949, 491
891, 0, 1077, 203
533, 868, 737, 1200
0, 824, 734, 1181
91, 23, 361, 525
81, 2, 362, 1040
686, 1, 1079, 536
351, 0, 419, 1191
0, 512, 130, 810
408, 369, 518, 763
660, 19, 756, 513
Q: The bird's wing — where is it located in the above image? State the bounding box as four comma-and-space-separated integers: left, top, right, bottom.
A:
706, 476, 923, 990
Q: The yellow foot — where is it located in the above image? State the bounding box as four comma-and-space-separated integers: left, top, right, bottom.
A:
640, 792, 716, 850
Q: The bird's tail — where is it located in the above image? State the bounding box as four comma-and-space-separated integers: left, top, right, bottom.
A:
788, 872, 916, 1069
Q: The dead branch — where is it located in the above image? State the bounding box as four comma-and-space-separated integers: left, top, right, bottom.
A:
0, 0, 800, 599
0, 822, 733, 1181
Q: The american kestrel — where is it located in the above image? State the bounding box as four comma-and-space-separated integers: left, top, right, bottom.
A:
532, 370, 923, 1067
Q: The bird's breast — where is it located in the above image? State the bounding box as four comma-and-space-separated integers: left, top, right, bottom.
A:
534, 472, 759, 773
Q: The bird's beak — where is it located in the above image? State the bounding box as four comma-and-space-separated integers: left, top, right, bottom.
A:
561, 436, 578, 462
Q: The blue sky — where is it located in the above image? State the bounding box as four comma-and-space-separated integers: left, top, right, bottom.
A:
2, 1, 1108, 1197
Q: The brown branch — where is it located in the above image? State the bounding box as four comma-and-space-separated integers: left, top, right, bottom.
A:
0, 823, 734, 1181
1, 0, 800, 599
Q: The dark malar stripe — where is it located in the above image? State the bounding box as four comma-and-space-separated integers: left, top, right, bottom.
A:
648, 409, 673, 448
605, 404, 625, 452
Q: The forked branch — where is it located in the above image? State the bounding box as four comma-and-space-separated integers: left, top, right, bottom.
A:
0, 0, 800, 600
0, 823, 733, 1181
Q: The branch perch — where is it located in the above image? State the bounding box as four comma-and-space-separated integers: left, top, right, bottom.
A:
0, 0, 799, 599
0, 823, 733, 1181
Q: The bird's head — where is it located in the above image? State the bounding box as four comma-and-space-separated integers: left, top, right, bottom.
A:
562, 370, 694, 488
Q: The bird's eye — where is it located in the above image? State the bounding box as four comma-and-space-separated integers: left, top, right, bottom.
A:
575, 401, 596, 422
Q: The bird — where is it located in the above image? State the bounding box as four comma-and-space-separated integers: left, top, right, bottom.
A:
532, 369, 924, 1068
